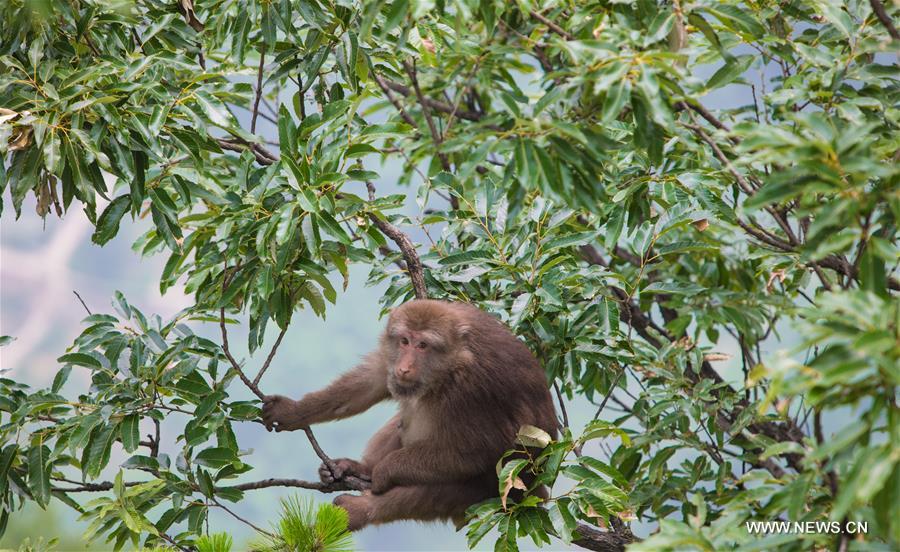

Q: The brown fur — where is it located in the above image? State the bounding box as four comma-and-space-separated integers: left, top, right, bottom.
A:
261, 300, 558, 530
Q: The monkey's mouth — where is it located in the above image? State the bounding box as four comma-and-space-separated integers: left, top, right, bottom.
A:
388, 377, 421, 397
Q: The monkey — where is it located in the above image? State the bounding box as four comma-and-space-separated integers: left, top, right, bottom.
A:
261, 299, 558, 531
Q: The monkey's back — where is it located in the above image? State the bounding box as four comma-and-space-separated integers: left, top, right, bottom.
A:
436, 302, 558, 455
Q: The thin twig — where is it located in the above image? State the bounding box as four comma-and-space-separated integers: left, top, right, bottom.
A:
377, 79, 489, 125
683, 122, 754, 195
402, 61, 451, 173
303, 427, 371, 491
676, 100, 734, 137
373, 74, 419, 128
73, 290, 92, 315
158, 531, 192, 552
594, 369, 625, 419
216, 137, 278, 166
529, 10, 574, 40
553, 382, 582, 457
231, 477, 361, 492
553, 382, 570, 430
220, 263, 266, 400
150, 418, 160, 458
211, 497, 276, 538
220, 308, 264, 399
252, 326, 288, 386
217, 266, 370, 492
442, 62, 482, 141
684, 120, 799, 248
251, 48, 267, 134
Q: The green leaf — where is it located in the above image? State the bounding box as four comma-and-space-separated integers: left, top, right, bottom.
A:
198, 468, 215, 498
82, 424, 117, 479
643, 281, 705, 296
0, 445, 18, 499
760, 441, 805, 460
27, 444, 51, 508
602, 80, 631, 123
438, 249, 495, 266
194, 447, 238, 469
548, 499, 576, 544
316, 211, 351, 244
57, 352, 102, 370
544, 231, 599, 252
51, 365, 71, 393
120, 414, 140, 453
121, 455, 160, 471
43, 132, 62, 174
813, 0, 854, 38
706, 55, 753, 90
92, 194, 132, 245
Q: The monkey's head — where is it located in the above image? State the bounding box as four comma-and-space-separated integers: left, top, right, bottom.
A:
383, 300, 471, 397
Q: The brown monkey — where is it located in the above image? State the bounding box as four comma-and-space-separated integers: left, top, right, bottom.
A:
261, 299, 557, 530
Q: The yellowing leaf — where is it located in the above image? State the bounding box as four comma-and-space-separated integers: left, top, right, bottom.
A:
515, 425, 552, 448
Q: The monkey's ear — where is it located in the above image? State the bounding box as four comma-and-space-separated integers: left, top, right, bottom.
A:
457, 323, 472, 340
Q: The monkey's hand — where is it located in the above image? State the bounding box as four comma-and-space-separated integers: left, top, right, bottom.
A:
261, 395, 307, 432
319, 458, 371, 485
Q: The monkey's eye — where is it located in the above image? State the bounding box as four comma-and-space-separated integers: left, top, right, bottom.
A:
400, 337, 409, 346
417, 342, 428, 350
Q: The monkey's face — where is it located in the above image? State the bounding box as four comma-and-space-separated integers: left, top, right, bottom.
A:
385, 325, 450, 397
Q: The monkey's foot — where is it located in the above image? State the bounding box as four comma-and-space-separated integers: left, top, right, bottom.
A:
334, 493, 372, 531
319, 458, 371, 485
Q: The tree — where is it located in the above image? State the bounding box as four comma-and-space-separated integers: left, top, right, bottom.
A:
1, 0, 898, 550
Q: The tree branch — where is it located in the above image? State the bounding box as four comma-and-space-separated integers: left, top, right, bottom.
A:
72, 290, 92, 315
252, 325, 287, 387
215, 137, 278, 166
402, 61, 451, 173
230, 477, 363, 493
675, 100, 734, 138
366, 182, 429, 299
251, 48, 266, 134
217, 264, 372, 491
869, 0, 900, 40
573, 522, 635, 551
210, 496, 276, 538
578, 244, 803, 477
529, 10, 574, 40
219, 304, 265, 400
378, 78, 488, 125
373, 74, 419, 128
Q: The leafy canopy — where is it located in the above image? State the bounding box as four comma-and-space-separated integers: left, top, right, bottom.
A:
1, 0, 898, 551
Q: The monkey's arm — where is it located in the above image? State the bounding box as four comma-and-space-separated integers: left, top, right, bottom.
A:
369, 442, 495, 493
261, 355, 389, 431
